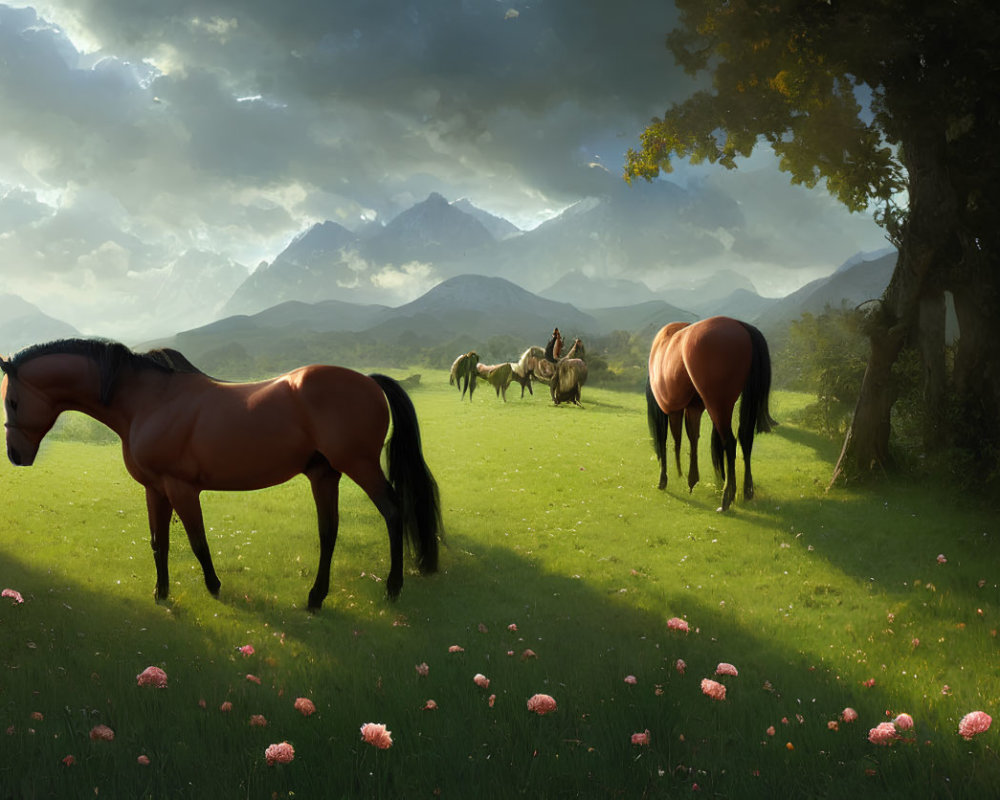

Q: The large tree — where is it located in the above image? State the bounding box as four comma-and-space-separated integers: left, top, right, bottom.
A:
626, 0, 1000, 487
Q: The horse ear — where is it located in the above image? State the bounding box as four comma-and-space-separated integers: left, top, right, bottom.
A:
0, 356, 8, 374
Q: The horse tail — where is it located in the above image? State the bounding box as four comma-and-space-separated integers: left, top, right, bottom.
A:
739, 321, 777, 436
646, 377, 669, 468
369, 374, 441, 574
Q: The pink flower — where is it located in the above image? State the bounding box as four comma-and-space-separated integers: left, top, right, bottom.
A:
89, 724, 115, 742
862, 678, 876, 688
488, 694, 496, 708
700, 679, 726, 701
360, 722, 393, 749
937, 553, 947, 564
526, 693, 557, 715
941, 685, 952, 696
137, 755, 150, 766
30, 712, 43, 721
447, 645, 464, 653
958, 711, 992, 740
911, 638, 920, 648
249, 715, 267, 727
624, 675, 638, 685
136, 666, 168, 688
631, 729, 651, 746
715, 662, 738, 677
265, 741, 295, 765
521, 649, 537, 660
667, 617, 689, 633
508, 623, 518, 632
675, 659, 686, 674
239, 644, 255, 657
841, 707, 859, 723
766, 726, 776, 736
219, 701, 233, 712
893, 713, 914, 731
246, 674, 261, 684
415, 662, 430, 677
473, 673, 490, 689
2, 588, 24, 604
61, 755, 75, 767
868, 722, 899, 745
294, 697, 316, 716
827, 721, 839, 731
423, 699, 438, 711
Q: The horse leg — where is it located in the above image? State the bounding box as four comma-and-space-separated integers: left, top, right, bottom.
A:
668, 412, 684, 479
165, 483, 222, 597
720, 435, 738, 511
739, 423, 756, 500
684, 407, 703, 493
145, 487, 173, 601
306, 463, 342, 611
349, 462, 404, 599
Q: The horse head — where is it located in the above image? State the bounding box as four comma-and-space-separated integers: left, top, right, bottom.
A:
1, 361, 57, 467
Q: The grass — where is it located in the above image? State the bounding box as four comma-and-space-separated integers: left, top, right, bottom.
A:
1, 372, 998, 798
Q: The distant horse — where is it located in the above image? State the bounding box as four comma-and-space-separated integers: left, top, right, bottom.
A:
646, 316, 775, 511
515, 346, 548, 384
515, 340, 588, 404
0, 339, 441, 609
551, 338, 588, 406
509, 360, 534, 397
449, 351, 479, 401
476, 361, 514, 401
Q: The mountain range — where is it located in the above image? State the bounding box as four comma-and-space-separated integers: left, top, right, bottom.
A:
153, 250, 895, 370
0, 181, 898, 366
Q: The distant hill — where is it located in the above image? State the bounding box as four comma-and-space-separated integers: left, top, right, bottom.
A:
755, 252, 896, 336
452, 199, 522, 241
541, 270, 656, 308
583, 301, 698, 336
0, 294, 79, 354
370, 274, 598, 340
362, 193, 495, 266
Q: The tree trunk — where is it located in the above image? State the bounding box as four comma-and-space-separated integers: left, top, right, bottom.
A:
831, 128, 957, 487
917, 288, 947, 452
830, 319, 903, 483
949, 241, 1000, 476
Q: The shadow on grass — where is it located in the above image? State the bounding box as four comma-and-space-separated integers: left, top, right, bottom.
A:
1, 506, 997, 800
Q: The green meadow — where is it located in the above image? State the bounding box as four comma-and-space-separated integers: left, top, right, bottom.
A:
1, 373, 997, 798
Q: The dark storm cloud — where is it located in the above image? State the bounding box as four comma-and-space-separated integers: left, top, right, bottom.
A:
30, 0, 687, 206
0, 0, 886, 338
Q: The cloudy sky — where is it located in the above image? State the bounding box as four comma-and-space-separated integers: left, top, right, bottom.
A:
0, 0, 888, 340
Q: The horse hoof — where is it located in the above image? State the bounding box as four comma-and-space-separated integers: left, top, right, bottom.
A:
657, 479, 667, 490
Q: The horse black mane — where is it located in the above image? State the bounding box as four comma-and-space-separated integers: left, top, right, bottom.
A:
7, 338, 205, 405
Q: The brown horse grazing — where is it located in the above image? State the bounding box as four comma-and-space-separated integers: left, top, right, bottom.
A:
646, 316, 775, 511
0, 339, 441, 609
475, 361, 514, 401
449, 351, 479, 401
